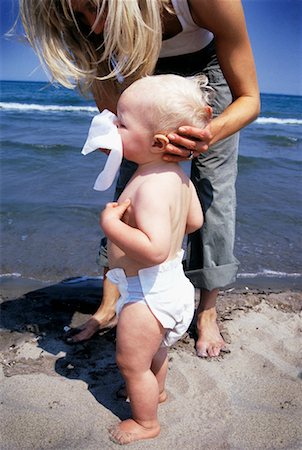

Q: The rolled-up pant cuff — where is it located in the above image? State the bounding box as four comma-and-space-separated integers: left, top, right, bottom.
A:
185, 261, 240, 291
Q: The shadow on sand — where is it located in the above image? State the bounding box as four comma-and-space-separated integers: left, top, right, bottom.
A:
0, 279, 131, 420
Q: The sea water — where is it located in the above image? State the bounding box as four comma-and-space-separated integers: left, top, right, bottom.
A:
1, 81, 301, 285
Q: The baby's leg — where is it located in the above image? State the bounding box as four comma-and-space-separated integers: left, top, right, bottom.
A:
115, 347, 168, 403
151, 347, 168, 403
109, 302, 165, 445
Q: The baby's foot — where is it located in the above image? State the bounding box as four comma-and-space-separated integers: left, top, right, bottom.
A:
196, 308, 225, 357
109, 419, 160, 445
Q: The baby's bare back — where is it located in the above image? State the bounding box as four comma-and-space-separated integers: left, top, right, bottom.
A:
108, 163, 192, 276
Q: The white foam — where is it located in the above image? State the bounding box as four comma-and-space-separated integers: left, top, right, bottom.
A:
238, 270, 301, 279
0, 272, 22, 278
0, 102, 98, 113
255, 117, 302, 125
1, 103, 301, 126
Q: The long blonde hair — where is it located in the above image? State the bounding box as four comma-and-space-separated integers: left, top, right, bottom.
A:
20, 0, 171, 97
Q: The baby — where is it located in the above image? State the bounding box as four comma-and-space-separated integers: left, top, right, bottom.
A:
99, 74, 212, 444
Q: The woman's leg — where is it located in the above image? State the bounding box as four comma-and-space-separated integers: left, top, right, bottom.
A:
109, 302, 165, 445
185, 61, 240, 357
65, 269, 119, 343
187, 131, 239, 357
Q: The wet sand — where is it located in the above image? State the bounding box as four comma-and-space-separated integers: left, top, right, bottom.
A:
1, 278, 301, 449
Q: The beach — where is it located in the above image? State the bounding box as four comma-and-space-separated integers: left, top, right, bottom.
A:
1, 278, 301, 449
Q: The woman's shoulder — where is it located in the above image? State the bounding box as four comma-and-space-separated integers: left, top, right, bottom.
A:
188, 0, 245, 33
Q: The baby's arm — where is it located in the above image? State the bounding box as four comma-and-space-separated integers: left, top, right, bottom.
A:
100, 183, 171, 266
185, 181, 204, 235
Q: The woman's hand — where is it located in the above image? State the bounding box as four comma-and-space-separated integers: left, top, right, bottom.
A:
163, 123, 212, 162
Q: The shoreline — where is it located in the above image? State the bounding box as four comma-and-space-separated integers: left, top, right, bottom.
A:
1, 273, 301, 304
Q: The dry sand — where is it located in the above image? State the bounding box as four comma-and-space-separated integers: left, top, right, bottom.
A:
0, 279, 301, 450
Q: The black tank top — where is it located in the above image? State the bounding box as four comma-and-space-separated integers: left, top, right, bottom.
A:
155, 39, 216, 76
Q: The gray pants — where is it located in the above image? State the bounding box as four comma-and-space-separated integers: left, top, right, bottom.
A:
99, 54, 240, 291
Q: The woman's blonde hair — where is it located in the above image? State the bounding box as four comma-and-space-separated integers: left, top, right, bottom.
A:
19, 0, 171, 97
124, 74, 214, 133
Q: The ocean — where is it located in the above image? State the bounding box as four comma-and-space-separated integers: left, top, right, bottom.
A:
1, 80, 301, 287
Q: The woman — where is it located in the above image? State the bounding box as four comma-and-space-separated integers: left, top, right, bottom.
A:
20, 0, 260, 357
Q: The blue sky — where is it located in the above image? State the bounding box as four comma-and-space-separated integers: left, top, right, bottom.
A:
1, 0, 301, 95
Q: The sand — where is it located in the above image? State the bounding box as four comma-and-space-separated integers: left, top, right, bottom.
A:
0, 278, 301, 450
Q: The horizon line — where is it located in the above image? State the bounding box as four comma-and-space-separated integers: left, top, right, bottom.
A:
0, 78, 301, 98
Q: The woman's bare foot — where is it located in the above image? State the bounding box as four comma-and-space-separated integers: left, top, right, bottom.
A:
109, 419, 160, 445
64, 315, 117, 344
196, 306, 225, 357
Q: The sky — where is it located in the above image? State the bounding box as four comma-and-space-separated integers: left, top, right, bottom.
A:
0, 0, 301, 96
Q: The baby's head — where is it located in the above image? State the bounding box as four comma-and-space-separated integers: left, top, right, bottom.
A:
116, 74, 213, 162
122, 74, 213, 132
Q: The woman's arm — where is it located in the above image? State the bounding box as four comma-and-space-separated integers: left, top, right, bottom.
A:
192, 0, 260, 142
164, 0, 260, 160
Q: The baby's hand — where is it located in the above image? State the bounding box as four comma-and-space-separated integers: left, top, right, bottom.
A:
100, 199, 131, 229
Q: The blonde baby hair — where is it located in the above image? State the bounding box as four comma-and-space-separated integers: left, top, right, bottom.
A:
125, 74, 214, 134
19, 0, 171, 96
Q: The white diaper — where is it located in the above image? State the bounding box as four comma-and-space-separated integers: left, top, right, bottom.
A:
106, 250, 195, 346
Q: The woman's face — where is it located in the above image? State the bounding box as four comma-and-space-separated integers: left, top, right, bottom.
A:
70, 1, 106, 35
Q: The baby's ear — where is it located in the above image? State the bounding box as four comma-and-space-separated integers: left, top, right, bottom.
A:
205, 106, 212, 121
151, 134, 169, 153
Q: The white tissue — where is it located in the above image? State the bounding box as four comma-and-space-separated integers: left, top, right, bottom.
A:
81, 109, 123, 191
